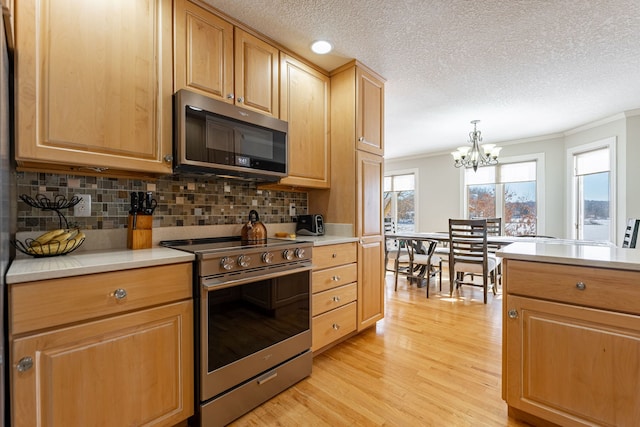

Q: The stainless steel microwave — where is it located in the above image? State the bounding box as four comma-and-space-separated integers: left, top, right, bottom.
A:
173, 89, 288, 181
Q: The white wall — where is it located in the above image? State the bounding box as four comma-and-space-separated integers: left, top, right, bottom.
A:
385, 111, 637, 243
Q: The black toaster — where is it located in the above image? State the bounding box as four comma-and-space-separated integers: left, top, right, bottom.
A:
296, 214, 325, 236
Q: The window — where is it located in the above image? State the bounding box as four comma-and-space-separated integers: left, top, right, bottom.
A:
568, 139, 615, 242
465, 160, 539, 236
384, 172, 416, 233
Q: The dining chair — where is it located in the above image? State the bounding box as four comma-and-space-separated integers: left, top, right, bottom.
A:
394, 239, 442, 297
448, 219, 500, 304
622, 218, 640, 248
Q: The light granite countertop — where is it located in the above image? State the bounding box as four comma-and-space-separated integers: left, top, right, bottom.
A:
290, 234, 359, 246
497, 241, 640, 271
7, 247, 195, 284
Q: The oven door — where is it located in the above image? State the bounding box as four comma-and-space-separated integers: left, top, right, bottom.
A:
200, 263, 312, 400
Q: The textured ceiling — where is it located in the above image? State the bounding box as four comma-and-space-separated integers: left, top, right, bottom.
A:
203, 0, 640, 159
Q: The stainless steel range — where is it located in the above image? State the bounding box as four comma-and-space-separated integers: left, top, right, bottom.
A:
161, 237, 313, 427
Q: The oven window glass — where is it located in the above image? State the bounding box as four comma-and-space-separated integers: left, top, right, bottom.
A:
207, 270, 310, 372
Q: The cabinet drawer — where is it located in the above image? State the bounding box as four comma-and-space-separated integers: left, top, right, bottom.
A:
506, 260, 640, 315
312, 283, 357, 316
10, 263, 193, 335
313, 242, 357, 270
312, 302, 356, 351
312, 263, 357, 293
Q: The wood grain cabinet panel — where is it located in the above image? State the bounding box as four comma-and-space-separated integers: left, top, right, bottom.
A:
15, 0, 173, 175
174, 0, 234, 100
312, 243, 358, 353
8, 263, 194, 427
174, 1, 279, 118
503, 258, 640, 426
356, 67, 384, 155
312, 242, 357, 270
309, 60, 386, 334
312, 302, 357, 351
278, 54, 331, 189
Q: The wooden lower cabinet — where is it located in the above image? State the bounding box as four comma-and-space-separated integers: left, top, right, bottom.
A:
503, 259, 640, 427
311, 242, 357, 352
9, 264, 194, 427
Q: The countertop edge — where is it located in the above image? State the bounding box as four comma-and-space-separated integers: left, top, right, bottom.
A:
7, 247, 195, 284
294, 235, 359, 246
497, 242, 640, 271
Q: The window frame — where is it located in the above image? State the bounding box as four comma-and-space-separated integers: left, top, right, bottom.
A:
461, 153, 546, 235
384, 168, 419, 231
566, 137, 616, 242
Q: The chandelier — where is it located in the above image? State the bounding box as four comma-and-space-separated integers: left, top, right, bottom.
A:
451, 120, 501, 172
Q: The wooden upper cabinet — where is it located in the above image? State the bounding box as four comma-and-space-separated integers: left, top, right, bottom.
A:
15, 0, 173, 175
356, 67, 384, 155
174, 0, 234, 101
174, 1, 279, 118
279, 54, 330, 188
234, 28, 279, 117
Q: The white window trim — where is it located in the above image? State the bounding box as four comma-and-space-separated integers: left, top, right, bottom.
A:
460, 153, 546, 234
384, 168, 419, 230
566, 137, 616, 242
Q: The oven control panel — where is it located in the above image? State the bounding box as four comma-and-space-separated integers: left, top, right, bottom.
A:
199, 244, 312, 277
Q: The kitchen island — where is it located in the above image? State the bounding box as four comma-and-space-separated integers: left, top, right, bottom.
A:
497, 242, 640, 427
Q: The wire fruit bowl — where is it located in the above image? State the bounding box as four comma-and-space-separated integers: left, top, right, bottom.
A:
12, 229, 86, 258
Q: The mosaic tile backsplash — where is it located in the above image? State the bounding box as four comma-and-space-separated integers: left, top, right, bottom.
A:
16, 172, 308, 232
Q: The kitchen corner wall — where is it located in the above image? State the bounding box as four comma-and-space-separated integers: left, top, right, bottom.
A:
16, 172, 307, 232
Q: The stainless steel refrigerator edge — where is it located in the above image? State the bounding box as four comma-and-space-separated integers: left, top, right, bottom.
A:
1, 12, 14, 427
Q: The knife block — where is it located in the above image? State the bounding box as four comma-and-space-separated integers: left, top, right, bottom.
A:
127, 214, 153, 249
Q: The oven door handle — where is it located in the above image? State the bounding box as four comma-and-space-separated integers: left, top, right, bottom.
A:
202, 264, 312, 290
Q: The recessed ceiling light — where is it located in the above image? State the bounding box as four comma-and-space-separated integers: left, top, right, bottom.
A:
311, 40, 332, 54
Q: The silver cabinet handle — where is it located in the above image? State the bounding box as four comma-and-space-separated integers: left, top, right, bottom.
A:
332, 296, 341, 302
17, 356, 33, 372
163, 154, 173, 163
331, 275, 341, 281
358, 137, 364, 142
237, 96, 244, 103
508, 309, 518, 319
113, 288, 127, 300
576, 282, 586, 290
226, 93, 235, 99
332, 323, 340, 330
332, 253, 337, 258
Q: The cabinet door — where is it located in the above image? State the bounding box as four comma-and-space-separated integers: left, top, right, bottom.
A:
174, 0, 234, 101
356, 67, 384, 155
505, 295, 640, 426
15, 0, 173, 175
11, 301, 194, 427
234, 28, 279, 117
357, 235, 385, 331
279, 54, 330, 188
357, 150, 383, 237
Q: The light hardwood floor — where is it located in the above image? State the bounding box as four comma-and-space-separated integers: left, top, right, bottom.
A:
230, 272, 529, 426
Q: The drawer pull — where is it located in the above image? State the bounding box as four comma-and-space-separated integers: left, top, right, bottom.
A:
257, 370, 278, 385
576, 282, 586, 290
332, 253, 337, 258
17, 356, 33, 372
113, 288, 128, 300
507, 309, 518, 319
332, 323, 341, 330
332, 296, 341, 302
332, 275, 341, 281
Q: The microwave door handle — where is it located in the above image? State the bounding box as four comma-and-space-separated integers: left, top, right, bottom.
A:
202, 264, 312, 291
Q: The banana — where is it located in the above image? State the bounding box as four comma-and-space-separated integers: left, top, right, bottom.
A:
30, 228, 66, 247
48, 229, 79, 243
